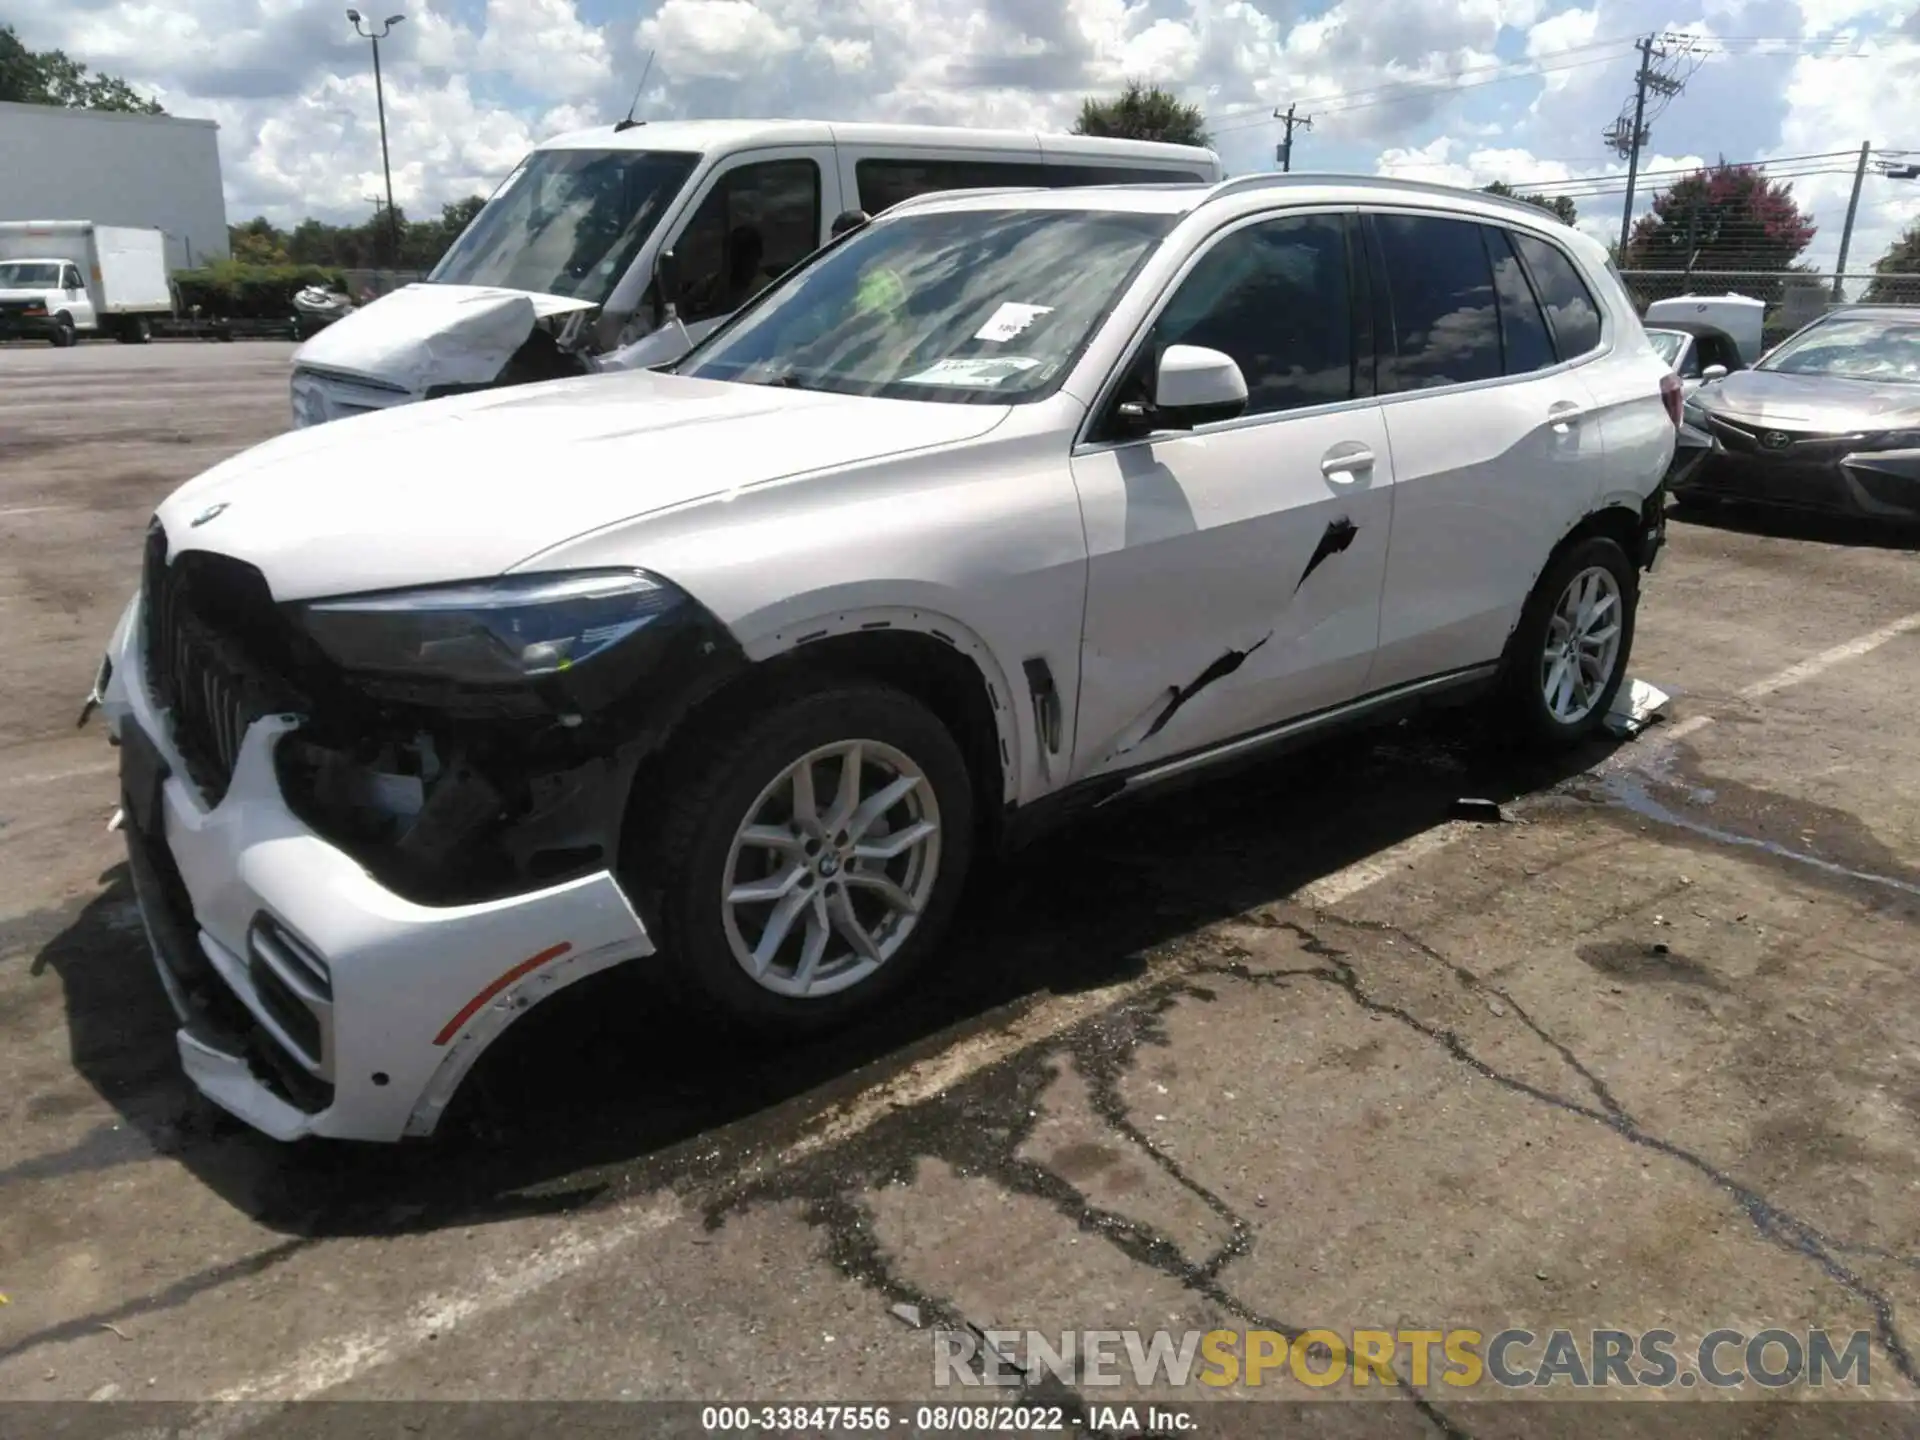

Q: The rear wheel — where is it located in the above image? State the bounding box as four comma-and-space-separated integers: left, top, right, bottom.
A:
115, 316, 152, 344
1494, 534, 1637, 749
48, 313, 77, 348
638, 682, 976, 1032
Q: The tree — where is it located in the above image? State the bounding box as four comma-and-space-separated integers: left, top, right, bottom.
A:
1074, 81, 1209, 147
228, 197, 492, 274
1480, 181, 1577, 226
0, 23, 163, 113
1865, 221, 1920, 304
1621, 160, 1816, 302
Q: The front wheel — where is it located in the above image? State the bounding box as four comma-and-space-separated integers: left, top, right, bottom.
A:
638, 682, 976, 1032
1494, 534, 1638, 749
49, 313, 77, 348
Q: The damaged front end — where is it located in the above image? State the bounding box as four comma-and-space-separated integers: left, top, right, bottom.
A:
150, 532, 745, 907
289, 284, 603, 428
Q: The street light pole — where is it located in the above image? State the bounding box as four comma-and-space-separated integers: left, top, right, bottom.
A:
347, 10, 405, 269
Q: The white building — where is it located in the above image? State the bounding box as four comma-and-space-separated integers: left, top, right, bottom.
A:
0, 101, 228, 271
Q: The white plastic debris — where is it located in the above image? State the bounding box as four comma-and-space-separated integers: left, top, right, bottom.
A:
107, 807, 124, 833
891, 1303, 922, 1328
1604, 678, 1672, 739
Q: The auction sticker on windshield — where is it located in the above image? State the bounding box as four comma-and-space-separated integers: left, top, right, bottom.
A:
974, 302, 1054, 342
900, 357, 1043, 388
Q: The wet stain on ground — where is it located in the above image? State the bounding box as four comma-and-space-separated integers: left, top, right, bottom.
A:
1577, 939, 1729, 991
1573, 742, 1920, 905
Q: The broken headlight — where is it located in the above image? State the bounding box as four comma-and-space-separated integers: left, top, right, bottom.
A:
296, 569, 687, 685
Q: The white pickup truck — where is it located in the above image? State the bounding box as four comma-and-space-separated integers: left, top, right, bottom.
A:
0, 221, 174, 346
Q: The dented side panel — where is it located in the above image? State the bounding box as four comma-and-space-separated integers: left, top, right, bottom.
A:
1067, 404, 1397, 781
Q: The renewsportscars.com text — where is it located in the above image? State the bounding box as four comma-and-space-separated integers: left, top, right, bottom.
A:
933, 1326, 1875, 1390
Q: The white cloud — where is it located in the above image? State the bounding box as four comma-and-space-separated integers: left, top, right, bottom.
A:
2, 0, 1916, 280
476, 0, 610, 94
639, 0, 802, 82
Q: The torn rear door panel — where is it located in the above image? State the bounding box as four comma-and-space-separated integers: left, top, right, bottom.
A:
1067, 404, 1397, 782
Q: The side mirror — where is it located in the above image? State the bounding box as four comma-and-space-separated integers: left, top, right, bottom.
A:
654, 248, 681, 320
830, 209, 871, 240
1700, 364, 1728, 382
1152, 344, 1247, 427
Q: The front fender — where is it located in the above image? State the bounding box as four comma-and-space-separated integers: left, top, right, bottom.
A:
734, 596, 1028, 805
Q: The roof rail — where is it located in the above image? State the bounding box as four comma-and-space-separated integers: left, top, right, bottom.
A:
880, 185, 1055, 217
1202, 171, 1572, 225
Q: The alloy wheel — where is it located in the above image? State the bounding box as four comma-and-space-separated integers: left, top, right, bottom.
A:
1540, 564, 1624, 725
720, 739, 943, 999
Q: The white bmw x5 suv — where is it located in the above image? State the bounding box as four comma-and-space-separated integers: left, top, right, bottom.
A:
94, 175, 1679, 1142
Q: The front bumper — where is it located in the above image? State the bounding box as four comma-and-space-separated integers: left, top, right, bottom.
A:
1669, 424, 1920, 520
0, 312, 56, 340
103, 596, 655, 1142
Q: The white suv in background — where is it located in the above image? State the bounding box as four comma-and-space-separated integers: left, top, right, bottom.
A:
96, 175, 1679, 1143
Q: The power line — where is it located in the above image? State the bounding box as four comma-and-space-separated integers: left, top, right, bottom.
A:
1509, 150, 1864, 195
1204, 31, 1875, 138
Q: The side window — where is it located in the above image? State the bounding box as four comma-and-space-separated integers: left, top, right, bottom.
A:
65, 266, 84, 290
1483, 226, 1556, 376
677, 159, 822, 324
1150, 213, 1354, 418
854, 158, 1048, 214
1048, 164, 1210, 186
1370, 213, 1502, 392
1511, 232, 1603, 358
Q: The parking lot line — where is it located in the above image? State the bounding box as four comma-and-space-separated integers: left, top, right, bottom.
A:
1736, 609, 1920, 699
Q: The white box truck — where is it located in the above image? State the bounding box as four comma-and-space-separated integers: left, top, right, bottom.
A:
0, 221, 174, 346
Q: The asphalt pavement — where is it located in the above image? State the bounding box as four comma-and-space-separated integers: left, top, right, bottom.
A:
3, 341, 1919, 1435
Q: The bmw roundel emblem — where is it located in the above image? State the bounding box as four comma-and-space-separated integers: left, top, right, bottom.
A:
191, 502, 230, 527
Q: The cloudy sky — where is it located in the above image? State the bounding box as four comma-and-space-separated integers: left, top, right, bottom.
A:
12, 0, 1920, 272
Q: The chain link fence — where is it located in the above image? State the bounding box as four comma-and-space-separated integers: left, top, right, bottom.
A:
1617, 269, 1920, 347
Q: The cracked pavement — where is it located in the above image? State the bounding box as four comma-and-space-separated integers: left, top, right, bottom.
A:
3, 344, 1920, 1435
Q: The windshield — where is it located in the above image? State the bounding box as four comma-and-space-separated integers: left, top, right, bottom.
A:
429, 148, 700, 305
1645, 329, 1686, 366
0, 263, 61, 288
675, 207, 1174, 403
1758, 315, 1920, 384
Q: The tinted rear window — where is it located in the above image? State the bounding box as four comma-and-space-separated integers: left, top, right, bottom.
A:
1512, 233, 1603, 357
1372, 213, 1502, 392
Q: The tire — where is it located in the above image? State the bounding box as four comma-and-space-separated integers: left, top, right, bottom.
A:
49, 313, 77, 348
1493, 533, 1638, 750
115, 317, 152, 344
637, 681, 976, 1033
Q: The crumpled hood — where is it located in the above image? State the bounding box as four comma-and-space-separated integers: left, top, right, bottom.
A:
1697, 369, 1920, 432
291, 282, 599, 395
155, 368, 1010, 602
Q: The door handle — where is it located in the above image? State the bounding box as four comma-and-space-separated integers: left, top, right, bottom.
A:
1548, 401, 1587, 433
1320, 444, 1374, 481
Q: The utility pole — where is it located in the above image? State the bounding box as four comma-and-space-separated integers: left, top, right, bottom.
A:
1832, 140, 1872, 301
348, 10, 405, 269
1273, 103, 1312, 172
1605, 33, 1687, 258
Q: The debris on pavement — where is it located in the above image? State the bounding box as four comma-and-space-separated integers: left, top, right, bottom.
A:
891, 1303, 922, 1328
1604, 678, 1673, 738
1450, 797, 1506, 823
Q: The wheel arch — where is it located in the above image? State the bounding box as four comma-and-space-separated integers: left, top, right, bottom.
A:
633, 603, 1026, 860
1498, 501, 1648, 665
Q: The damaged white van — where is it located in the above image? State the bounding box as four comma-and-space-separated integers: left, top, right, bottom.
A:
288, 119, 1222, 427
98, 176, 1676, 1143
